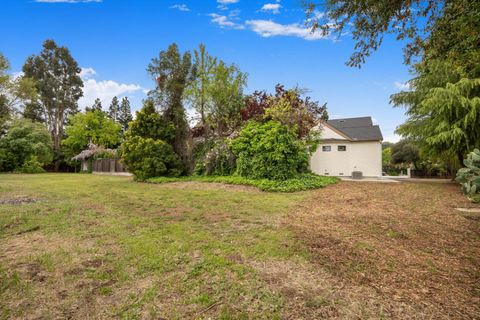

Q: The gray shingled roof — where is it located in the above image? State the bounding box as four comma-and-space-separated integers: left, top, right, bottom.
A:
327, 117, 383, 141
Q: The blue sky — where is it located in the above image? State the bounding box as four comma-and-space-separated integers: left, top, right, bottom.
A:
1, 0, 412, 142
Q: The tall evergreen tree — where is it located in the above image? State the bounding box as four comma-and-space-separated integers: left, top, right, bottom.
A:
147, 43, 193, 167
118, 97, 133, 132
126, 99, 173, 141
22, 39, 83, 169
87, 98, 103, 112
108, 96, 120, 121
390, 0, 480, 164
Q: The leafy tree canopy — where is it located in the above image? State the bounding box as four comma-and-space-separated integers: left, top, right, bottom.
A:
62, 110, 121, 159
242, 84, 328, 141
304, 0, 447, 67
0, 119, 53, 172
391, 140, 420, 168
0, 53, 37, 124
207, 60, 247, 137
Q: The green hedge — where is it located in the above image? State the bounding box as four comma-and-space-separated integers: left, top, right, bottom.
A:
146, 173, 338, 192
230, 120, 310, 180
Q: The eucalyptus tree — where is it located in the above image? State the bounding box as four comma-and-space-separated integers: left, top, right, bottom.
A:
22, 39, 83, 168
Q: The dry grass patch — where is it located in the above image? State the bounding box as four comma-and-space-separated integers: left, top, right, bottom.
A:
288, 181, 480, 319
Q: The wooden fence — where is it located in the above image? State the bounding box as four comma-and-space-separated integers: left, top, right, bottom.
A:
411, 169, 451, 179
92, 158, 127, 173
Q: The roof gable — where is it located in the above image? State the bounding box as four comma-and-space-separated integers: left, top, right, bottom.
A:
326, 117, 383, 141
320, 124, 349, 140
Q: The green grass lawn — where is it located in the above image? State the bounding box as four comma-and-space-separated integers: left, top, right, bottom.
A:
1, 174, 478, 319
0, 174, 310, 319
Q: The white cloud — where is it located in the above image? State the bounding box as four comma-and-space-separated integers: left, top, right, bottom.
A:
78, 67, 143, 110
217, 0, 239, 4
34, 0, 102, 2
170, 4, 190, 12
261, 3, 281, 14
11, 71, 24, 80
209, 13, 245, 30
79, 67, 96, 79
217, 0, 239, 10
394, 81, 410, 91
246, 19, 326, 40
383, 133, 401, 143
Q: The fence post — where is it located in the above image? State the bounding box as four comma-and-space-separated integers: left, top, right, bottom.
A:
110, 159, 116, 173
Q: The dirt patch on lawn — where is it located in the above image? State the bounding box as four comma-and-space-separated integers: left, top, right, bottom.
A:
0, 197, 41, 205
287, 181, 480, 319
161, 181, 261, 193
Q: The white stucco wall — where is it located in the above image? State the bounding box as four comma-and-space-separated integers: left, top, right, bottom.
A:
310, 141, 382, 177
319, 125, 348, 140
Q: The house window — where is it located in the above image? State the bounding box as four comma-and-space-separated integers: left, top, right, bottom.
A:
322, 145, 331, 152
338, 145, 347, 151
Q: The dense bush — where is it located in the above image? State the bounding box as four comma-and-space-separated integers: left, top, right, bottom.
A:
456, 149, 480, 203
121, 136, 182, 181
230, 120, 310, 180
127, 100, 174, 142
194, 139, 236, 176
121, 100, 185, 179
0, 119, 52, 172
146, 173, 338, 192
18, 156, 46, 173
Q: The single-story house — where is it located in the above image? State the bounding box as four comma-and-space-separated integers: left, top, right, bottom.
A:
310, 116, 383, 177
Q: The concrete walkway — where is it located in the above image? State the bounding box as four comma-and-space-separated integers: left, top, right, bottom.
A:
391, 177, 455, 184
339, 176, 455, 184
339, 177, 400, 183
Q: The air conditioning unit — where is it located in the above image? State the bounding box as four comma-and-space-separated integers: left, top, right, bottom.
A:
352, 171, 363, 179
